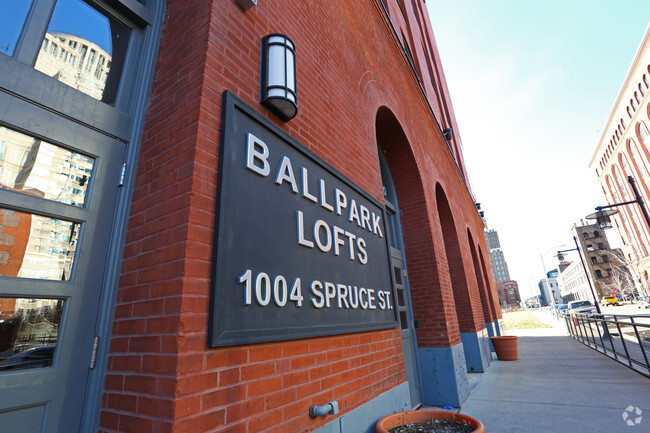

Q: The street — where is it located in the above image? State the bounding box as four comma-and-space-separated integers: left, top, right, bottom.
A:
598, 303, 650, 325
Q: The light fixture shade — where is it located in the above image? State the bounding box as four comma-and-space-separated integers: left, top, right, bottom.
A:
585, 209, 618, 230
261, 33, 297, 121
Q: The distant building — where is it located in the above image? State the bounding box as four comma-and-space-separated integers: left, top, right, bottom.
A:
498, 280, 521, 307
485, 228, 511, 283
558, 260, 593, 303
484, 225, 520, 307
588, 26, 650, 299
558, 222, 633, 303
538, 269, 562, 306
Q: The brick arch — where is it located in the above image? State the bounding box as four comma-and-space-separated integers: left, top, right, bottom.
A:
477, 244, 500, 320
435, 183, 478, 334
467, 229, 493, 324
375, 106, 456, 348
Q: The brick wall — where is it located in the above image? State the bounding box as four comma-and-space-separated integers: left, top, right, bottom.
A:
100, 1, 500, 432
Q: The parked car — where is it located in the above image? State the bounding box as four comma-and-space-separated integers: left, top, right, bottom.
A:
0, 346, 55, 371
636, 297, 650, 309
567, 300, 597, 315
601, 296, 620, 307
557, 304, 569, 313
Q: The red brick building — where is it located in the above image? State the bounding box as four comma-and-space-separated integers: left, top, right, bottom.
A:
589, 27, 650, 298
0, 1, 501, 432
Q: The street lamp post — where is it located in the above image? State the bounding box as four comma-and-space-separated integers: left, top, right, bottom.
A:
557, 237, 610, 339
587, 175, 650, 230
540, 244, 566, 310
586, 175, 650, 302
557, 238, 603, 315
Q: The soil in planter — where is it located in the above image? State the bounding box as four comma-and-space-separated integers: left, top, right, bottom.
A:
389, 420, 474, 433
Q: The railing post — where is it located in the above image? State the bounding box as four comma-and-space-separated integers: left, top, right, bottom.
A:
614, 320, 633, 368
630, 316, 650, 374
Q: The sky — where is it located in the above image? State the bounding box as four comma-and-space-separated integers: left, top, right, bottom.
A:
426, 1, 650, 298
0, 0, 112, 55
49, 0, 112, 54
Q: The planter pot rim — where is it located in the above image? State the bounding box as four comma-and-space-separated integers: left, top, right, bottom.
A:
490, 335, 517, 339
376, 409, 485, 433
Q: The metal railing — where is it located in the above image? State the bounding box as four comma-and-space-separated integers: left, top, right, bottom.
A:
564, 312, 650, 377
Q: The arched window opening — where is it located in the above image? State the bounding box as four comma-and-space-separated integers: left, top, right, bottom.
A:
606, 175, 620, 202
613, 165, 629, 200
629, 140, 650, 184
638, 122, 650, 145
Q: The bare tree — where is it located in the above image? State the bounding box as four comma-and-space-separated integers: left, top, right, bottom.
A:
598, 249, 641, 299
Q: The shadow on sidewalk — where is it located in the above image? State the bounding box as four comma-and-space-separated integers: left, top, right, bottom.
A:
459, 333, 650, 433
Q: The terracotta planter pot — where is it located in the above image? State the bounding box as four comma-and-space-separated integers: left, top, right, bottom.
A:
490, 335, 518, 361
376, 409, 485, 433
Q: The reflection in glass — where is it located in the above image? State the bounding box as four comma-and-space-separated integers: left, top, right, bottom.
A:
0, 1, 33, 56
0, 209, 79, 280
0, 126, 94, 207
34, 0, 131, 105
0, 298, 63, 372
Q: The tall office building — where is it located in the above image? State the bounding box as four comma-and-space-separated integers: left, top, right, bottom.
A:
485, 228, 511, 283
484, 226, 521, 307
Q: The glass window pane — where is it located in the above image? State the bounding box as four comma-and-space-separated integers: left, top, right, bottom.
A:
393, 266, 402, 285
34, 0, 131, 105
399, 311, 408, 330
0, 0, 33, 56
0, 298, 63, 372
0, 126, 94, 207
0, 209, 79, 280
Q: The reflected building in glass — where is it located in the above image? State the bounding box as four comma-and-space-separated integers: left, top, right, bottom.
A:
0, 126, 90, 281
35, 33, 111, 101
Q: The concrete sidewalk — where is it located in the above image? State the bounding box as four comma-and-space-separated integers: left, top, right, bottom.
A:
458, 313, 650, 432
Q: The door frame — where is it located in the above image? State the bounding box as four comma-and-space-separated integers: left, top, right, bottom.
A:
0, 0, 166, 430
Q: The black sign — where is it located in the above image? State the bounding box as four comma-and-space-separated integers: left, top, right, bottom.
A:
209, 91, 398, 347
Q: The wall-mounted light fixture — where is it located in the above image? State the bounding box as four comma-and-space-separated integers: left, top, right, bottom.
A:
234, 0, 256, 11
261, 33, 297, 121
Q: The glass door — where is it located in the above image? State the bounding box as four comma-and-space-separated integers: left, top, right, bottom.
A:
0, 0, 159, 431
379, 151, 422, 408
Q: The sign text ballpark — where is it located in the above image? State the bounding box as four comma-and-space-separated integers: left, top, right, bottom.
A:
245, 133, 384, 265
